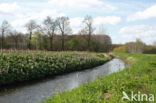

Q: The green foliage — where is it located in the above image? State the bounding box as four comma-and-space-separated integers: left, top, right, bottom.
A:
89, 41, 100, 52
0, 52, 110, 86
136, 38, 144, 44
2, 34, 112, 52
67, 38, 79, 50
43, 54, 156, 103
31, 32, 44, 50
113, 46, 128, 53
125, 39, 145, 54
143, 46, 156, 54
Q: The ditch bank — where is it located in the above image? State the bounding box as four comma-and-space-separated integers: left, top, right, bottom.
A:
0, 58, 125, 103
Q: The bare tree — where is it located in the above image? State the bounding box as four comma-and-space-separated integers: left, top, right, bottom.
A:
96, 24, 106, 34
153, 41, 156, 47
0, 20, 10, 50
43, 16, 57, 51
25, 20, 37, 49
126, 39, 145, 53
81, 15, 94, 49
56, 16, 72, 51
93, 35, 112, 52
9, 30, 22, 49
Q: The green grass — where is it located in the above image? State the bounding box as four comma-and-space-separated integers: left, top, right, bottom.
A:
43, 53, 156, 103
0, 52, 110, 86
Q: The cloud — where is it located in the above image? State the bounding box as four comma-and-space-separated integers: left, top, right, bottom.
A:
127, 5, 156, 21
69, 16, 121, 34
70, 17, 84, 34
11, 9, 65, 32
48, 0, 116, 10
0, 1, 117, 34
119, 25, 156, 44
0, 2, 21, 16
27, 10, 65, 20
94, 16, 121, 26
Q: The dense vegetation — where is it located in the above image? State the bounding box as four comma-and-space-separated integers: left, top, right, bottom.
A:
113, 39, 156, 54
113, 46, 128, 53
43, 53, 156, 103
1, 18, 155, 53
0, 34, 112, 52
0, 52, 111, 86
0, 16, 112, 52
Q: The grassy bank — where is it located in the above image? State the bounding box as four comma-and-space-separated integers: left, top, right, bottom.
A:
0, 52, 111, 86
43, 53, 156, 103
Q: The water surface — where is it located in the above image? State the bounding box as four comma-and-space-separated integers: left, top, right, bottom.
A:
0, 59, 125, 103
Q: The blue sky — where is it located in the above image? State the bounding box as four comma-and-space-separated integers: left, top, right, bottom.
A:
0, 0, 156, 44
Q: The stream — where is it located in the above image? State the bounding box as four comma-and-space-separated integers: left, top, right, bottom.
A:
0, 58, 125, 103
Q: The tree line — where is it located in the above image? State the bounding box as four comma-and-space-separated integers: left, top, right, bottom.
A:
113, 39, 156, 54
0, 15, 112, 52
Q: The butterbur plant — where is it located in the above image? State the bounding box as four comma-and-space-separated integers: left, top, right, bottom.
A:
0, 53, 110, 86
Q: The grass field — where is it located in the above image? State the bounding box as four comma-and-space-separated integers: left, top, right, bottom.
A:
43, 53, 156, 103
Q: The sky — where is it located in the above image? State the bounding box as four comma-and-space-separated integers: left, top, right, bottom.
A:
0, 0, 156, 44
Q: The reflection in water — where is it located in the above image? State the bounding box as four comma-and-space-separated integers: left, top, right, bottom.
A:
0, 59, 125, 103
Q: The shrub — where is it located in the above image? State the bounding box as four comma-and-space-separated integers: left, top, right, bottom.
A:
113, 46, 128, 53
143, 46, 156, 54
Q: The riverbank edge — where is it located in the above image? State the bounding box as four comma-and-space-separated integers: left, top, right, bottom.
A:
43, 53, 156, 103
0, 53, 112, 91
